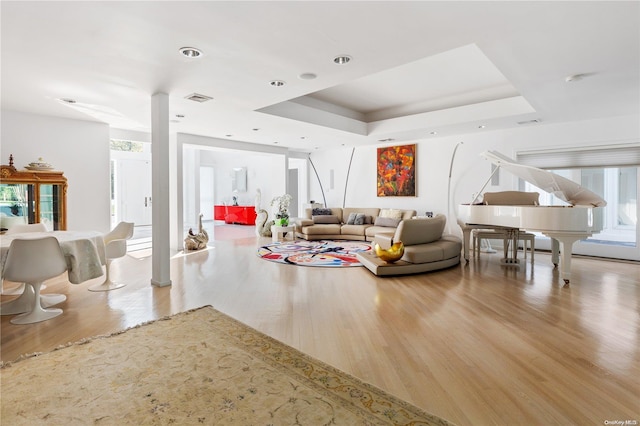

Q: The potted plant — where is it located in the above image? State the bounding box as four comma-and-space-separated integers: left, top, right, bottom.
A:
271, 194, 292, 226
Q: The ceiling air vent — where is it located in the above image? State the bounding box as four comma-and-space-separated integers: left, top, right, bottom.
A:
185, 93, 213, 103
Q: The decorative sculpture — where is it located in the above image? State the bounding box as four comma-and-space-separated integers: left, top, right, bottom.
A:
184, 214, 209, 250
374, 241, 405, 263
254, 188, 261, 213
255, 209, 273, 237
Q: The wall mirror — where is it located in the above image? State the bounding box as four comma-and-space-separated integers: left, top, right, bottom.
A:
232, 167, 247, 192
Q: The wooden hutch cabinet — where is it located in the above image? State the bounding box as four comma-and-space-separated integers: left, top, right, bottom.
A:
0, 164, 67, 231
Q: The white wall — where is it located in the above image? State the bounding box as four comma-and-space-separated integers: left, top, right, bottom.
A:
309, 113, 640, 233
199, 149, 286, 210
178, 133, 289, 231
1, 110, 111, 232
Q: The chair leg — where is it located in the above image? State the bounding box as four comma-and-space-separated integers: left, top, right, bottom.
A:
11, 282, 63, 324
2, 282, 47, 296
472, 233, 477, 257
88, 259, 126, 292
530, 237, 535, 264
1, 286, 66, 315
0, 285, 34, 315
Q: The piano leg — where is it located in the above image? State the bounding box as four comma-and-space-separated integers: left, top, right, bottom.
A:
551, 238, 560, 268
544, 233, 590, 285
462, 227, 472, 262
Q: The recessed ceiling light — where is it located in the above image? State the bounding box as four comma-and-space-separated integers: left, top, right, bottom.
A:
175, 114, 185, 118
269, 80, 286, 87
273, 141, 279, 144
299, 73, 317, 80
59, 98, 76, 104
170, 119, 180, 123
300, 136, 306, 139
478, 125, 486, 129
333, 55, 352, 65
179, 47, 203, 58
430, 131, 438, 135
225, 134, 233, 137
378, 138, 395, 142
252, 128, 260, 131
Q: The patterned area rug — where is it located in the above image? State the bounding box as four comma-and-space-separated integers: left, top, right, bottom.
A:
257, 239, 372, 267
1, 306, 451, 425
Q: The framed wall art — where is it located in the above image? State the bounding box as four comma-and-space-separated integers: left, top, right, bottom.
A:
376, 144, 416, 197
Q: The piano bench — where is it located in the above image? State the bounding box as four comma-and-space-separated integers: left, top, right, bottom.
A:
472, 230, 535, 263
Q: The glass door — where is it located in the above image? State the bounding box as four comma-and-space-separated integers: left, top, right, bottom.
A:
0, 183, 30, 230
38, 184, 63, 230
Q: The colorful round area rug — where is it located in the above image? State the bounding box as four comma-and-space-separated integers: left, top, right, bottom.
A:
257, 240, 372, 267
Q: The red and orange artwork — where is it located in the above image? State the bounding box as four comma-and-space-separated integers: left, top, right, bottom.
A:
377, 144, 416, 197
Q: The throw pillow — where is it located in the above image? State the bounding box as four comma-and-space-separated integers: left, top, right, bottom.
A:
312, 208, 332, 216
364, 215, 374, 225
379, 209, 404, 220
346, 212, 358, 225
354, 213, 366, 225
312, 214, 340, 224
374, 216, 401, 227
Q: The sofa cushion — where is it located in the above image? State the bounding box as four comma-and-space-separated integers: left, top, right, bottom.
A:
302, 223, 342, 235
346, 212, 367, 225
401, 237, 462, 264
305, 208, 343, 222
374, 216, 401, 227
394, 215, 446, 245
296, 219, 314, 228
346, 212, 357, 225
313, 214, 340, 224
379, 208, 404, 220
340, 224, 371, 236
343, 208, 379, 223
312, 208, 333, 215
366, 225, 398, 238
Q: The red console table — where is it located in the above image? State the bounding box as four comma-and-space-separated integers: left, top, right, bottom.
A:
214, 205, 257, 225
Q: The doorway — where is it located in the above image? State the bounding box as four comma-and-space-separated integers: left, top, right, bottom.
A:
110, 140, 152, 251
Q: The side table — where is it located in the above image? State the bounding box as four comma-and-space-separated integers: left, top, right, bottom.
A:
271, 225, 295, 242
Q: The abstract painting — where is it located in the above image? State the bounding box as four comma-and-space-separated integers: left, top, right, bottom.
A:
377, 144, 416, 196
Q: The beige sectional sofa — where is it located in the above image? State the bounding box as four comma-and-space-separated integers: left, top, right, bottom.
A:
356, 214, 462, 276
294, 207, 416, 241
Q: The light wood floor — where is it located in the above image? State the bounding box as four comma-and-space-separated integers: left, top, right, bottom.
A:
2, 226, 639, 425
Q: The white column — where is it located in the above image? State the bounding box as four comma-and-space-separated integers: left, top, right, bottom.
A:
151, 92, 172, 287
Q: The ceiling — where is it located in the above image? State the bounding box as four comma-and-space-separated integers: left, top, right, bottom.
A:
2, 1, 638, 152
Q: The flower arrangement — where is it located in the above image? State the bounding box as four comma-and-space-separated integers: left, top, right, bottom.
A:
271, 194, 292, 226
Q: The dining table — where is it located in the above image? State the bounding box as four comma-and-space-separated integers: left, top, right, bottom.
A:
1, 230, 106, 284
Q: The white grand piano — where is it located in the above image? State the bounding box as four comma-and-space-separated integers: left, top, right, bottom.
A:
457, 151, 607, 284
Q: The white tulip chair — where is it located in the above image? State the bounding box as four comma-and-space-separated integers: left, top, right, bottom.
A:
1, 223, 66, 316
3, 237, 68, 324
88, 222, 134, 292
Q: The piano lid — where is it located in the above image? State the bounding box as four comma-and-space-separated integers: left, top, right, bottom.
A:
481, 151, 607, 207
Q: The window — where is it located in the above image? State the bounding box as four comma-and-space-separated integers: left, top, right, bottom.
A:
523, 167, 637, 246
517, 143, 639, 260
